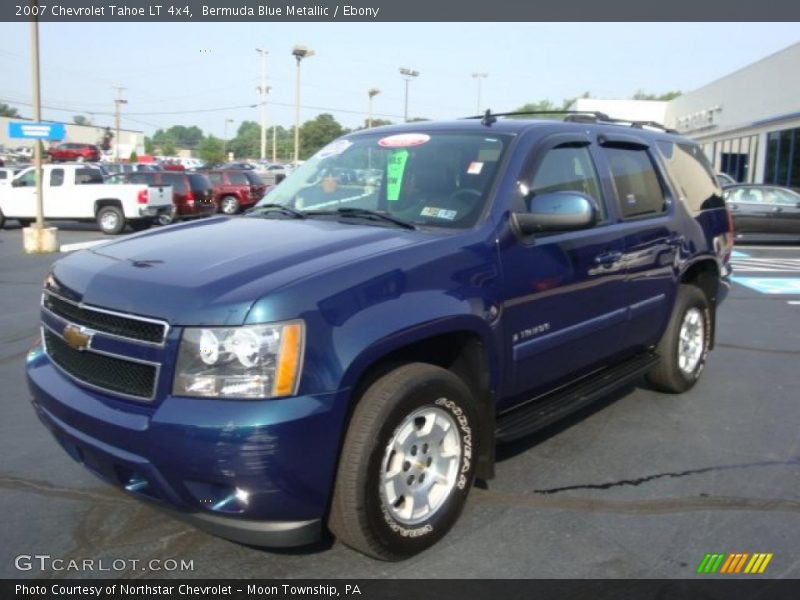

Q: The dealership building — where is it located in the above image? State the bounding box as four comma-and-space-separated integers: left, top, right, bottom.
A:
571, 41, 800, 187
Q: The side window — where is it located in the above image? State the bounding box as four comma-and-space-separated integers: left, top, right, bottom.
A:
529, 145, 605, 220
657, 141, 723, 212
50, 169, 64, 187
605, 147, 666, 219
767, 189, 799, 206
74, 168, 104, 185
208, 173, 223, 185
16, 170, 36, 187
164, 174, 188, 193
729, 188, 763, 204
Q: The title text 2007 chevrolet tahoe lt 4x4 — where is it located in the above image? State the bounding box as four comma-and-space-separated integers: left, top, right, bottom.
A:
27, 113, 733, 560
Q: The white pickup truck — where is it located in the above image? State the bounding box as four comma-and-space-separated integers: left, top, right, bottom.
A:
0, 164, 173, 234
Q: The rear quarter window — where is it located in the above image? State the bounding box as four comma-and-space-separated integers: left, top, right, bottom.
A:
74, 168, 104, 184
163, 173, 188, 193
605, 147, 666, 219
227, 172, 249, 186
245, 172, 264, 185
657, 141, 723, 213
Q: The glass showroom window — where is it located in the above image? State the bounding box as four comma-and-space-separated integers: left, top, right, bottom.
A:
765, 127, 800, 188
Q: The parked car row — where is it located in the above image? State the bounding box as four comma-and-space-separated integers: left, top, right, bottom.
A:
722, 183, 800, 239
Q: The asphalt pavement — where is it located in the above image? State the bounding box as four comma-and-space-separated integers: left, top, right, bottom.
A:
1, 221, 798, 579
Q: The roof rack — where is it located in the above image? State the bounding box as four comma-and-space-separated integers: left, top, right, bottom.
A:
465, 109, 677, 134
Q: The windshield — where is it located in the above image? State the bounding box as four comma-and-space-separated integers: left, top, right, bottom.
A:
257, 131, 511, 228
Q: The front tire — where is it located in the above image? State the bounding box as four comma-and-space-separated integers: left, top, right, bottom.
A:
646, 284, 711, 393
329, 363, 477, 561
96, 206, 125, 235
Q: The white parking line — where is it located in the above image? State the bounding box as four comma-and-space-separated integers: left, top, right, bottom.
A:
789, 301, 800, 305
59, 240, 107, 253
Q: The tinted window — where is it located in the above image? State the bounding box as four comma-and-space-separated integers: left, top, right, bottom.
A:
74, 168, 104, 184
529, 145, 604, 219
0, 172, 7, 180
245, 172, 264, 185
128, 172, 155, 185
188, 174, 212, 192
657, 141, 723, 212
605, 148, 666, 218
227, 172, 249, 186
207, 173, 223, 185
163, 173, 188, 193
50, 169, 64, 186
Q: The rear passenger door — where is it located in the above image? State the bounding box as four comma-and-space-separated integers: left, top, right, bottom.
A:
724, 187, 772, 234
499, 134, 629, 404
595, 137, 681, 351
765, 188, 800, 235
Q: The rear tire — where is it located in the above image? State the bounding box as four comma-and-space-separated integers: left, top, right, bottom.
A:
329, 363, 478, 561
220, 195, 240, 215
646, 284, 711, 393
96, 206, 125, 235
0, 208, 5, 229
128, 220, 151, 232
17, 218, 32, 227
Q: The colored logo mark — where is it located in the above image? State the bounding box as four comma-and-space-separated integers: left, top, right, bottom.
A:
696, 553, 773, 574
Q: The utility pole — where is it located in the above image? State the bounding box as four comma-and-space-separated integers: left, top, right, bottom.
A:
113, 86, 127, 163
256, 47, 269, 161
31, 16, 43, 231
292, 45, 314, 165
472, 72, 488, 114
399, 68, 419, 122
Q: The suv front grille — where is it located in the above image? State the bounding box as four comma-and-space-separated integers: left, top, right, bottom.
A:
43, 328, 158, 401
43, 292, 167, 345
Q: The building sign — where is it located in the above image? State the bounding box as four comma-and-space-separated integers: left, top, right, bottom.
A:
7, 121, 66, 140
675, 106, 722, 133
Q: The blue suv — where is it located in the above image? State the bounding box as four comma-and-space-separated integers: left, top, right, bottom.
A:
27, 113, 733, 560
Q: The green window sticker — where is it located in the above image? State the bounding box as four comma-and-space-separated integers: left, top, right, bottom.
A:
386, 149, 409, 201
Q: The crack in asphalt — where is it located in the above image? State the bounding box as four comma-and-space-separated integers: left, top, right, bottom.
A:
0, 474, 131, 504
716, 342, 800, 356
532, 457, 800, 494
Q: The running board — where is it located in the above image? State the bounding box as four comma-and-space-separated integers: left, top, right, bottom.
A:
495, 352, 660, 443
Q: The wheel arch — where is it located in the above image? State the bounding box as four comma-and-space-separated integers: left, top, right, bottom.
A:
94, 198, 124, 215
679, 257, 720, 349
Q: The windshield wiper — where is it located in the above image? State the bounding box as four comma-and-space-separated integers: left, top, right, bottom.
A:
246, 203, 307, 219
305, 207, 417, 230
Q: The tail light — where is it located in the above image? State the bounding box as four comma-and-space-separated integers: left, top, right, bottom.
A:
137, 189, 148, 205
185, 191, 195, 205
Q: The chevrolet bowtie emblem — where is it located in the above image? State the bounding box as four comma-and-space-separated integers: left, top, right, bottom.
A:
63, 324, 92, 351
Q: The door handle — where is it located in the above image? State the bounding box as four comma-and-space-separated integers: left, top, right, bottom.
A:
666, 234, 685, 247
594, 251, 622, 266
772, 207, 783, 213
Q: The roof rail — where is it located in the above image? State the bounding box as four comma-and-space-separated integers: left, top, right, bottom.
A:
465, 108, 677, 134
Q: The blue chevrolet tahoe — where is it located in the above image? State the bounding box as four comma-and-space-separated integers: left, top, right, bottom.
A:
27, 113, 733, 560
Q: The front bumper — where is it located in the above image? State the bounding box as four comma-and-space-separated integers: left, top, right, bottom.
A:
27, 347, 349, 547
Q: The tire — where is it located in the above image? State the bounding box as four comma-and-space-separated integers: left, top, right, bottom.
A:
329, 363, 478, 561
646, 284, 711, 393
156, 213, 174, 226
0, 208, 5, 229
219, 195, 240, 215
96, 205, 125, 235
128, 220, 151, 232
17, 218, 32, 227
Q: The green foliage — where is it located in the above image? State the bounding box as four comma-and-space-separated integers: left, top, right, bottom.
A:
160, 139, 177, 155
632, 90, 682, 101
144, 137, 154, 155
299, 113, 347, 159
508, 94, 591, 119
0, 103, 19, 117
198, 135, 224, 164
129, 150, 138, 163
72, 115, 91, 126
229, 120, 260, 159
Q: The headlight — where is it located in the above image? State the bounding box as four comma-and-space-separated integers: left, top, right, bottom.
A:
173, 321, 304, 399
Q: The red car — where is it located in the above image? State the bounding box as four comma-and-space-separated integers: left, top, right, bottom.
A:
204, 170, 268, 214
46, 143, 101, 163
115, 171, 217, 222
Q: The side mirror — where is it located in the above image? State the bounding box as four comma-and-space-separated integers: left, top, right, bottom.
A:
514, 191, 598, 235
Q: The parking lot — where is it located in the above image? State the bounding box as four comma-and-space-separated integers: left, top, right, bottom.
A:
1, 222, 798, 579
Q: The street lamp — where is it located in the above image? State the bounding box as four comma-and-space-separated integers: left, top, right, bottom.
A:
256, 47, 269, 161
292, 45, 315, 164
472, 72, 488, 114
367, 88, 380, 128
399, 67, 419, 122
223, 118, 234, 159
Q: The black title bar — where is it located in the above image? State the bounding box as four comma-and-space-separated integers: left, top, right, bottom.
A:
3, 0, 800, 22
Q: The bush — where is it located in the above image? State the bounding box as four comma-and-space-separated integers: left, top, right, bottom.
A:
129, 151, 139, 163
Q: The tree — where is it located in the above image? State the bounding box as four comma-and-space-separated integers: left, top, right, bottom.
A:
197, 135, 224, 164
73, 115, 91, 126
229, 120, 260, 159
144, 137, 154, 155
129, 150, 139, 163
0, 103, 19, 117
165, 125, 204, 149
632, 90, 682, 101
356, 118, 393, 130
299, 114, 347, 159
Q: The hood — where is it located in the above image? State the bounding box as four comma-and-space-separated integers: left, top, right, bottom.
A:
49, 216, 429, 326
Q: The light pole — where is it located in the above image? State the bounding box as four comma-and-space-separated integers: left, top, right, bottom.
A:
113, 86, 127, 162
292, 45, 314, 164
223, 118, 234, 159
256, 47, 269, 161
367, 88, 380, 128
472, 72, 488, 114
399, 68, 419, 122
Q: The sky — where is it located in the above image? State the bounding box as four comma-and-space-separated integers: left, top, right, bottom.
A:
0, 22, 798, 139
